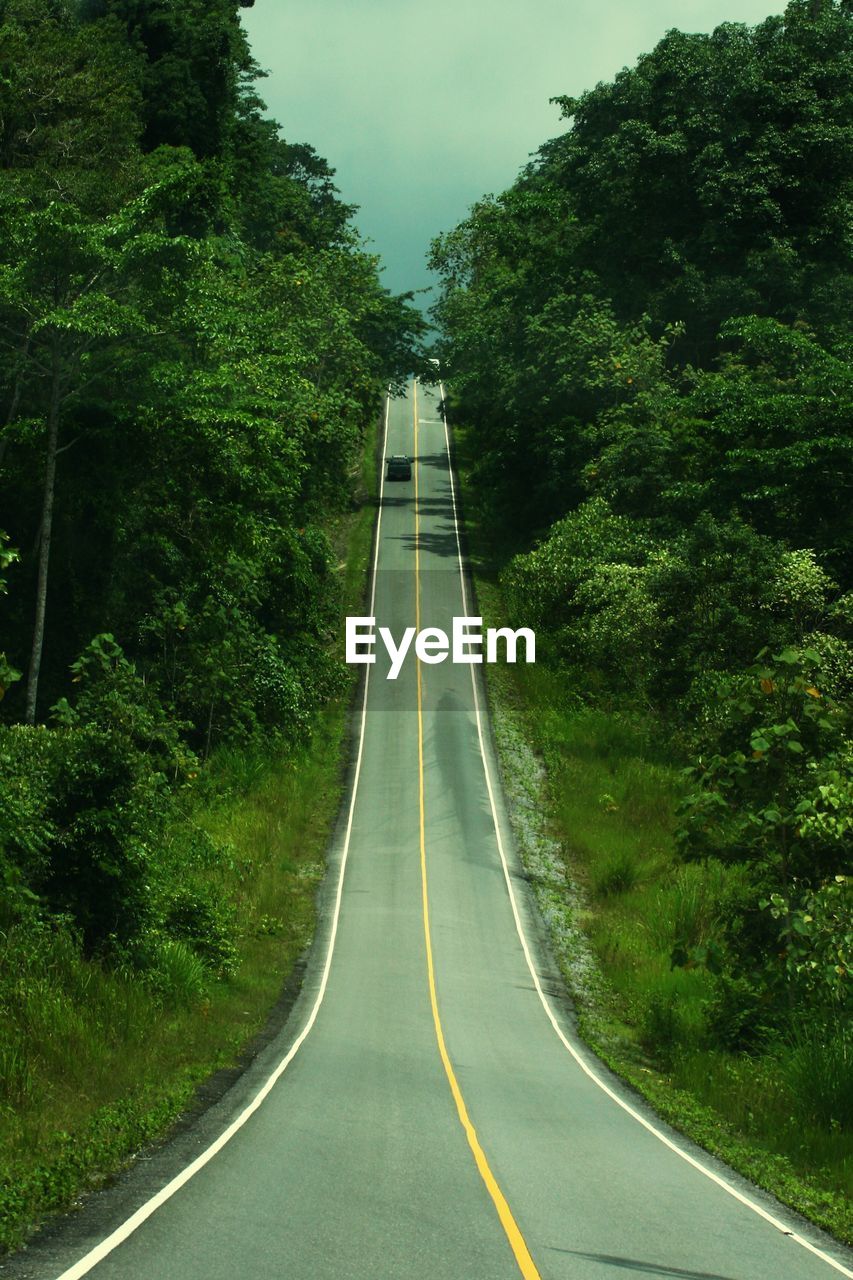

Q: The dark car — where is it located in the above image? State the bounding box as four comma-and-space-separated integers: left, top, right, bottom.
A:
385, 454, 412, 480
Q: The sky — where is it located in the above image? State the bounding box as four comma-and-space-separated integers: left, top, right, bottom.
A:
240, 0, 787, 309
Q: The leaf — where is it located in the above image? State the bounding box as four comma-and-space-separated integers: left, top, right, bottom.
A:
774, 648, 799, 666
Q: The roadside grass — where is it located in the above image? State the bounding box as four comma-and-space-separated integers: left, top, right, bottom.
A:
0, 725, 342, 1252
454, 424, 853, 1245
0, 405, 380, 1254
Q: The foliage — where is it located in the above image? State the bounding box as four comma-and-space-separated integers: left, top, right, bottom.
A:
545, 0, 853, 354
0, 534, 20, 700
676, 647, 849, 884
431, 2, 852, 558
763, 875, 851, 1008
0, 0, 425, 1252
434, 0, 853, 1203
0, 0, 423, 998
0, 0, 423, 730
0, 721, 164, 950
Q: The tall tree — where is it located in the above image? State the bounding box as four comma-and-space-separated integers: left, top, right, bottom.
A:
79, 0, 255, 159
0, 172, 201, 721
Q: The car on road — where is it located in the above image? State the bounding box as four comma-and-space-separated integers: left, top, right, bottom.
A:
385, 455, 412, 480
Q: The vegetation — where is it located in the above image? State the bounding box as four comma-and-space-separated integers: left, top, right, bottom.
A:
0, 0, 421, 1250
432, 0, 852, 1232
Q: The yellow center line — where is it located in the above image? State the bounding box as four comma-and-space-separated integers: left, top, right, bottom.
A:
412, 380, 541, 1280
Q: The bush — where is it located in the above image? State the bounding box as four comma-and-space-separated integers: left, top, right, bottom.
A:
0, 637, 185, 953
763, 875, 852, 1011
0, 722, 167, 949
162, 886, 238, 978
703, 974, 773, 1052
501, 498, 656, 686
0, 726, 58, 924
32, 725, 166, 953
676, 646, 850, 888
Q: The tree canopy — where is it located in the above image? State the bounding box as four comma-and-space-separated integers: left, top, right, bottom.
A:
0, 0, 424, 956
431, 0, 852, 1023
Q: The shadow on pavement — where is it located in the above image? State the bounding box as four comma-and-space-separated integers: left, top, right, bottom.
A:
551, 1254, 743, 1280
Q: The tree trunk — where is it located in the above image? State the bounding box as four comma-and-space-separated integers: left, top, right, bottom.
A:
24, 343, 61, 725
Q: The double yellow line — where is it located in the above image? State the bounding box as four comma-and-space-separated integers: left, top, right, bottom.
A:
412, 381, 541, 1280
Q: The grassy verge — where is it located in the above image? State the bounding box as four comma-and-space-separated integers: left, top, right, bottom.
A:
0, 406, 380, 1255
454, 426, 853, 1246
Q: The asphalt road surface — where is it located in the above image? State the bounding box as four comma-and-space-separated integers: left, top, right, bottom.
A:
14, 382, 853, 1280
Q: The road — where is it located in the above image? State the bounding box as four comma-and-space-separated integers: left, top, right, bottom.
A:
15, 381, 853, 1280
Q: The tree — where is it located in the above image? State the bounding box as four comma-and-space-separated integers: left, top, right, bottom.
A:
545, 0, 853, 355
0, 0, 143, 209
0, 171, 202, 721
79, 0, 255, 160
432, 0, 852, 586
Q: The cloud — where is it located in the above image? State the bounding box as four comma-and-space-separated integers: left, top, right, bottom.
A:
241, 1, 787, 300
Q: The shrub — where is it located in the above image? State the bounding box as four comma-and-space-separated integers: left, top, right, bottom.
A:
162, 886, 238, 978
0, 691, 175, 953
33, 725, 165, 953
0, 726, 58, 924
762, 875, 852, 1011
703, 974, 773, 1052
676, 646, 850, 889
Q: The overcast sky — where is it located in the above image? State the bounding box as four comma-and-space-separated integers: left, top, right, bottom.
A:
240, 1, 786, 307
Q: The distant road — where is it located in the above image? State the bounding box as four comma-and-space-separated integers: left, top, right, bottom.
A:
17, 381, 853, 1280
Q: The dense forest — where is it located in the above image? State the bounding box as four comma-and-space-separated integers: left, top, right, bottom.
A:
0, 0, 422, 950
0, 0, 422, 1237
431, 0, 851, 1206
1, 0, 851, 1252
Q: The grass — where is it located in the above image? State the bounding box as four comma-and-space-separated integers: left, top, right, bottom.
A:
453, 423, 853, 1247
0, 405, 381, 1254
0, 724, 342, 1250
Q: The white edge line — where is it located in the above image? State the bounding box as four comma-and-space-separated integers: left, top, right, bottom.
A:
434, 378, 853, 1280
54, 393, 394, 1280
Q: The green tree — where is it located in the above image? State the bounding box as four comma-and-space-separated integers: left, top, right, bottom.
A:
79, 0, 254, 160
0, 0, 142, 209
432, 1, 853, 542
546, 0, 853, 355
0, 171, 202, 721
